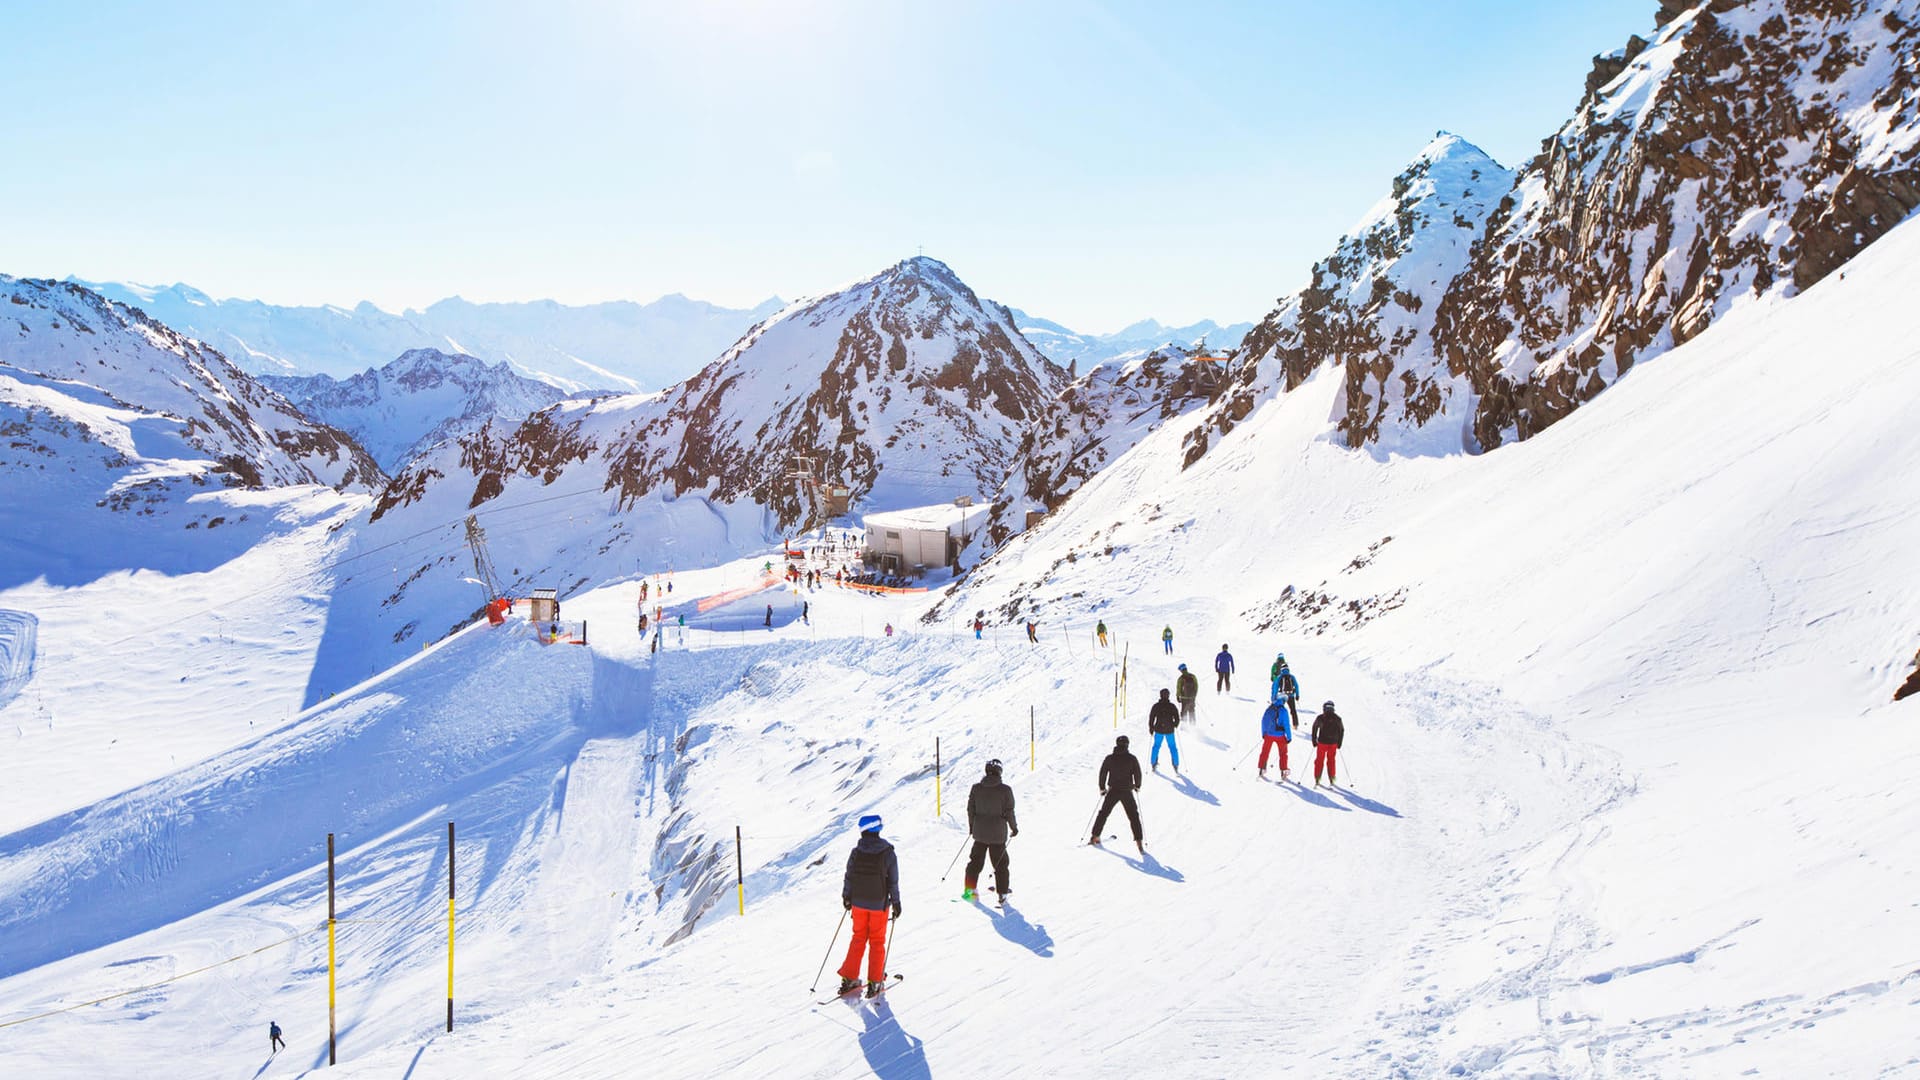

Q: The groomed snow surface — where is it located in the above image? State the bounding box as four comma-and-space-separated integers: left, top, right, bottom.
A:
4, 217, 1920, 1076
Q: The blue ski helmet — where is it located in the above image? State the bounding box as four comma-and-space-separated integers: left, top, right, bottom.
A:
858, 814, 882, 834
1178, 663, 1188, 672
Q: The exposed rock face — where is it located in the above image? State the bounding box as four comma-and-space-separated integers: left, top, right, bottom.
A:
1191, 0, 1920, 462
261, 348, 571, 471
1186, 133, 1515, 462
370, 257, 1066, 529
987, 346, 1222, 547
1435, 0, 1920, 450
0, 275, 383, 495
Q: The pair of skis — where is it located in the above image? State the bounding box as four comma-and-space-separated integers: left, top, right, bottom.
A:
817, 973, 904, 1005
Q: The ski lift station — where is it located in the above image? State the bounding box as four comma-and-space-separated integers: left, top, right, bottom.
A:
862, 497, 990, 574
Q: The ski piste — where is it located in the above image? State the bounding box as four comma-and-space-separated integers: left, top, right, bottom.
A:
815, 974, 903, 1006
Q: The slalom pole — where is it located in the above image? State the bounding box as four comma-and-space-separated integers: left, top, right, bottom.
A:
1029, 706, 1035, 772
810, 909, 849, 993
446, 821, 455, 1032
940, 835, 970, 881
934, 737, 941, 818
327, 832, 337, 1065
736, 825, 746, 915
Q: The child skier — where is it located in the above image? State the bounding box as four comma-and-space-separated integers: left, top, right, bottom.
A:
1258, 697, 1293, 779
963, 760, 1018, 903
1311, 700, 1345, 787
836, 814, 901, 998
1090, 735, 1144, 851
1148, 689, 1182, 771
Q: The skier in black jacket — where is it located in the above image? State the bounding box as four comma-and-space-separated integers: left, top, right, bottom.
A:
1311, 700, 1345, 787
963, 760, 1018, 903
835, 813, 901, 997
1089, 735, 1144, 851
1148, 688, 1182, 771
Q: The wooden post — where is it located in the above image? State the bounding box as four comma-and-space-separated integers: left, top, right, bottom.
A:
327, 832, 337, 1066
446, 821, 455, 1032
735, 825, 745, 915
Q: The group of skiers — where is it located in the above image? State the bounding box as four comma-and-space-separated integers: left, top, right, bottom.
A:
828, 645, 1352, 1000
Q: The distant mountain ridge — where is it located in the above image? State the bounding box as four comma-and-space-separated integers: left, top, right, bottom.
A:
260, 348, 573, 471
1008, 308, 1253, 370
74, 279, 786, 394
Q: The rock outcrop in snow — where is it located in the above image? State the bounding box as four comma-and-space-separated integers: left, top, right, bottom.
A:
260, 348, 573, 471
371, 257, 1067, 531
1, 275, 383, 498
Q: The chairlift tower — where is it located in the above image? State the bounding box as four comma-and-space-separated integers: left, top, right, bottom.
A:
464, 515, 502, 602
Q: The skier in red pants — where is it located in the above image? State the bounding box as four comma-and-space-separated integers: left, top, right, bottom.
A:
836, 814, 901, 998
1311, 700, 1344, 787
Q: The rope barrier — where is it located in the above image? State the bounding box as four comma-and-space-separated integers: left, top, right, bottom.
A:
0, 926, 319, 1030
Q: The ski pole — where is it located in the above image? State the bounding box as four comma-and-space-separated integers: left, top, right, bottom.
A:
809, 909, 849, 993
1083, 796, 1102, 840
940, 835, 970, 881
1236, 743, 1257, 769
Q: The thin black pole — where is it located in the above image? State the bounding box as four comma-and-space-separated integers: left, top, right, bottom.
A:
327, 832, 337, 1066
735, 825, 745, 915
447, 821, 455, 1032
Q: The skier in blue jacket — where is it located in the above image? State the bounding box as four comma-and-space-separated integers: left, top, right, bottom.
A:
1272, 657, 1301, 728
1258, 697, 1293, 779
1214, 644, 1235, 693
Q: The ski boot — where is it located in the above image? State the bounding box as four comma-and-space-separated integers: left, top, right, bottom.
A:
1088, 836, 1102, 846
865, 980, 886, 999
837, 976, 862, 996
961, 887, 977, 902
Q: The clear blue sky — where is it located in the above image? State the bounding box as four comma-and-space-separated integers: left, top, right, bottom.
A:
1, 0, 1650, 333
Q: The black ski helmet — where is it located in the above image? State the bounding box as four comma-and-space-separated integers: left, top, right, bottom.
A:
1115, 735, 1129, 748
1323, 700, 1335, 711
985, 758, 1003, 775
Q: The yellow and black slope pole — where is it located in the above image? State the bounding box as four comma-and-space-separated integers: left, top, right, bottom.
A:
736, 825, 746, 915
327, 832, 337, 1066
447, 821, 455, 1033
935, 737, 941, 817
1029, 706, 1035, 771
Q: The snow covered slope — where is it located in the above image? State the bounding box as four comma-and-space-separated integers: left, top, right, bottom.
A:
78, 280, 786, 393
0, 276, 382, 587
259, 349, 572, 472
2, 208, 1915, 1078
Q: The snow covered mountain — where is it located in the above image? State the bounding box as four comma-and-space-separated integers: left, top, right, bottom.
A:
0, 275, 381, 586
318, 256, 1065, 665
1432, 0, 1920, 450
1009, 307, 1253, 370
1193, 0, 1920, 459
77, 280, 786, 394
259, 348, 572, 472
1188, 132, 1515, 461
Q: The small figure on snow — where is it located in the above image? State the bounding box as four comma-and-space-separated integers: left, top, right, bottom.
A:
1025, 619, 1039, 643
836, 814, 901, 999
802, 600, 810, 625
885, 622, 895, 637
269, 1020, 285, 1054
1090, 735, 1144, 851
1096, 620, 1109, 648
1162, 624, 1174, 655
1148, 688, 1182, 772
1258, 697, 1292, 780
973, 614, 985, 640
1174, 664, 1199, 722
638, 612, 649, 635
963, 759, 1018, 903
765, 603, 774, 628
1215, 643, 1235, 693
1312, 700, 1345, 787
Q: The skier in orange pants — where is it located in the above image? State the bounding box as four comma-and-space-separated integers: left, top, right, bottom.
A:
835, 814, 901, 997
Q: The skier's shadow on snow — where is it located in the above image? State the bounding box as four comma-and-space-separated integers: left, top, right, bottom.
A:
982, 902, 1056, 957
854, 997, 932, 1080
1285, 784, 1351, 812
1165, 771, 1219, 806
1335, 787, 1402, 818
1093, 844, 1185, 882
